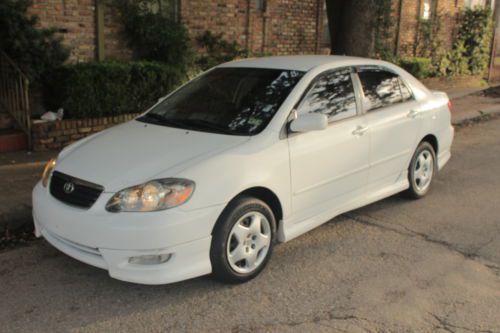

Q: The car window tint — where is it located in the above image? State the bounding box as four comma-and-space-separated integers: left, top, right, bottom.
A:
298, 69, 357, 122
139, 68, 305, 135
399, 78, 414, 102
358, 69, 403, 111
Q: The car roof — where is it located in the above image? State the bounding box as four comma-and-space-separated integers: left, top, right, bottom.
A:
217, 55, 387, 72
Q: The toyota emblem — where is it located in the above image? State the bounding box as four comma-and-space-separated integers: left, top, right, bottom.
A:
63, 182, 75, 194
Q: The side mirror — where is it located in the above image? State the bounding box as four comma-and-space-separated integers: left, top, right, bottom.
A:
289, 113, 328, 133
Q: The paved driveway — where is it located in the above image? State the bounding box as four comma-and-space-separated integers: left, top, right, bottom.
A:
1, 118, 500, 333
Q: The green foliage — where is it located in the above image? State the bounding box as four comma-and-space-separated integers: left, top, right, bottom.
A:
0, 0, 69, 81
373, 0, 395, 59
414, 13, 447, 75
455, 7, 493, 75
410, 7, 492, 78
397, 57, 432, 79
43, 61, 186, 119
443, 41, 471, 76
110, 0, 192, 70
195, 31, 249, 71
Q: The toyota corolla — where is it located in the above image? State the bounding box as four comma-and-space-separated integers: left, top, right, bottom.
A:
33, 56, 454, 284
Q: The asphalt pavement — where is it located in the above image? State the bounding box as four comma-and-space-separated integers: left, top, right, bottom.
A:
0, 114, 499, 332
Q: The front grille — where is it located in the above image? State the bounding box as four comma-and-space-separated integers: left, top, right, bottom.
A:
49, 171, 104, 209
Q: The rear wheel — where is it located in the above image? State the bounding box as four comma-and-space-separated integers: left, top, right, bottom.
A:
406, 141, 436, 199
210, 196, 276, 283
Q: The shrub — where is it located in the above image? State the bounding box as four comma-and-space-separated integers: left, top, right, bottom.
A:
436, 7, 493, 77
43, 61, 186, 119
0, 0, 69, 81
195, 31, 249, 71
397, 57, 432, 79
455, 7, 493, 75
444, 41, 471, 76
110, 0, 192, 71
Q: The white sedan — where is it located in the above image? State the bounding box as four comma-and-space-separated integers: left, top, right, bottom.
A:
33, 56, 454, 285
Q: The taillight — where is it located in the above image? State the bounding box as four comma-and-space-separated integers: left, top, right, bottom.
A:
448, 100, 452, 112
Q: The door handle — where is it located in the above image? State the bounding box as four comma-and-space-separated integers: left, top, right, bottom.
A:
352, 125, 369, 136
407, 110, 421, 119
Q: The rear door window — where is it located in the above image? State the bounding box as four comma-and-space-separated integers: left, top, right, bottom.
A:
357, 69, 404, 111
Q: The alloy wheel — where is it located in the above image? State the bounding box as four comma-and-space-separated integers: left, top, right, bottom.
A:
226, 211, 271, 274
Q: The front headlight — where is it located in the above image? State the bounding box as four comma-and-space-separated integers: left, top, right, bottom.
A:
41, 158, 57, 187
106, 179, 195, 212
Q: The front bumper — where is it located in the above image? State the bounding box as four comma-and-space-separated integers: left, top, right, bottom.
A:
32, 181, 225, 285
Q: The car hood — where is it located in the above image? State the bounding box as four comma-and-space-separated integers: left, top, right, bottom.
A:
56, 120, 249, 192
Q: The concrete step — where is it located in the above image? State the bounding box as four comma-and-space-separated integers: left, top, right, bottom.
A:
0, 129, 28, 153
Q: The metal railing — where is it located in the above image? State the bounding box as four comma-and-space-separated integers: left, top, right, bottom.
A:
0, 50, 31, 149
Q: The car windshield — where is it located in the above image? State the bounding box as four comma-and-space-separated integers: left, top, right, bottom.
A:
137, 67, 305, 135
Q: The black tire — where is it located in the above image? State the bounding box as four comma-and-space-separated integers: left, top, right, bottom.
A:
405, 141, 437, 199
210, 196, 276, 284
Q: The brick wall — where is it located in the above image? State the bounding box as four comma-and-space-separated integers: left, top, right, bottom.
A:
26, 0, 473, 62
32, 114, 139, 152
28, 0, 328, 63
397, 0, 464, 56
103, 3, 132, 60
27, 0, 97, 62
180, 0, 328, 55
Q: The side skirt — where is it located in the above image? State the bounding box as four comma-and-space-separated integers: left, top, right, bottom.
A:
278, 177, 410, 243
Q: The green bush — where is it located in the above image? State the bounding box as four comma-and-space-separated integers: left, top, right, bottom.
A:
43, 61, 186, 119
195, 31, 249, 71
110, 0, 192, 71
397, 57, 432, 79
455, 7, 493, 75
0, 0, 69, 81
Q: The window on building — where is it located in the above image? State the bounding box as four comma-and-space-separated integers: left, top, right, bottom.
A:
256, 0, 266, 11
464, 0, 487, 7
357, 69, 405, 111
298, 69, 357, 122
139, 0, 179, 21
421, 0, 434, 20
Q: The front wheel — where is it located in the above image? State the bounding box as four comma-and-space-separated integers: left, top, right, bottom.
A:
210, 196, 276, 284
406, 141, 436, 199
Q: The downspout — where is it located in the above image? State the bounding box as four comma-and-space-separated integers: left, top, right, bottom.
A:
95, 0, 105, 61
315, 0, 322, 54
246, 0, 251, 50
413, 0, 423, 56
394, 0, 404, 56
261, 11, 267, 55
488, 0, 499, 82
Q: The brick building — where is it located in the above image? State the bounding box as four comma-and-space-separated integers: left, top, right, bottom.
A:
25, 0, 494, 62
27, 0, 331, 63
326, 0, 492, 57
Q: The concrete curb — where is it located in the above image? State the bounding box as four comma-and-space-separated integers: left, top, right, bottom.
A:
452, 105, 500, 126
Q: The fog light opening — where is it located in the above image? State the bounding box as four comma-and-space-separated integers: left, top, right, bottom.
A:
128, 254, 172, 265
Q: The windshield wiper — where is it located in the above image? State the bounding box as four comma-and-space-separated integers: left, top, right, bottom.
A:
138, 113, 189, 128
138, 115, 245, 135
180, 119, 239, 135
